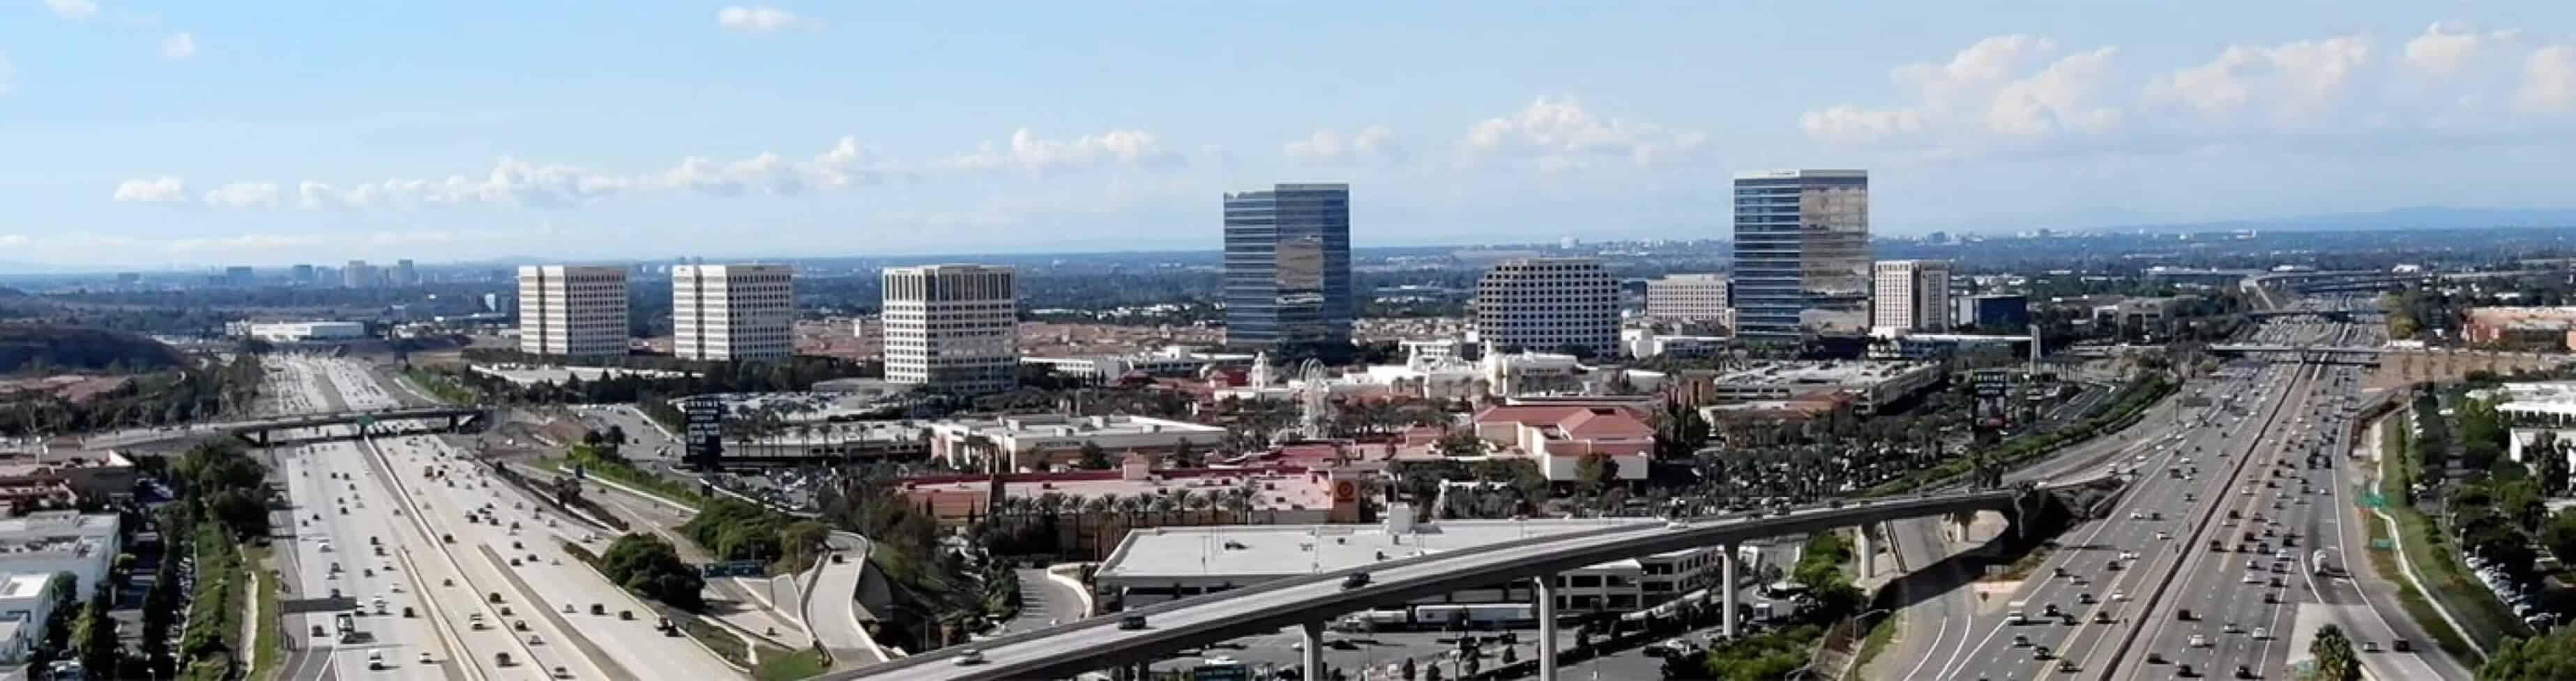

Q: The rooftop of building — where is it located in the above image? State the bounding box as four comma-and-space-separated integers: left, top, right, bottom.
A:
0, 571, 50, 599
1710, 360, 1934, 387
1732, 168, 1867, 180
1098, 516, 1673, 581
1650, 273, 1726, 283
0, 449, 132, 478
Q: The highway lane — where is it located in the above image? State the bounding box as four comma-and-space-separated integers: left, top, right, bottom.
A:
379, 432, 748, 680
1928, 361, 2306, 680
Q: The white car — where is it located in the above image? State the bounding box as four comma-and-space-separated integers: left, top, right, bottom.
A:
2243, 573, 2262, 584
2190, 634, 2211, 648
2111, 591, 2129, 601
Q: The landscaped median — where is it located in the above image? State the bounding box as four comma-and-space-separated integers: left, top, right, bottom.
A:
243, 545, 286, 681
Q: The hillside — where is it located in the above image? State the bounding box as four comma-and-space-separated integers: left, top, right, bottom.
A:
0, 324, 187, 375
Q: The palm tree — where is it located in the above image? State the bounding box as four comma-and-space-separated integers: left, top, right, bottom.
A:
1221, 489, 1255, 524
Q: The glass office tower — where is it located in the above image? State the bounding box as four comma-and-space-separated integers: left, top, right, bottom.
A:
1223, 184, 1353, 356
1732, 170, 1870, 339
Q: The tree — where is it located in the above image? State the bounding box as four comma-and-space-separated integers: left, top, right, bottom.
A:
2547, 509, 2576, 565
1400, 657, 1417, 680
1077, 441, 1112, 470
1577, 452, 1621, 493
1436, 429, 1486, 458
2312, 624, 2360, 681
74, 584, 119, 676
600, 534, 705, 610
31, 571, 78, 671
2481, 622, 2576, 680
1169, 438, 1205, 469
1654, 397, 1712, 460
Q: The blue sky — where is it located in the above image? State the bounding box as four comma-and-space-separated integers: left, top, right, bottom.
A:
5, 1, 2576, 268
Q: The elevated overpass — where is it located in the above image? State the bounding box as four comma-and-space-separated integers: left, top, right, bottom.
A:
827, 479, 2113, 681
228, 405, 487, 445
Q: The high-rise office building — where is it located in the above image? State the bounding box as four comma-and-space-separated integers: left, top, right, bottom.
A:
1222, 184, 1353, 357
342, 260, 378, 289
672, 264, 796, 361
394, 259, 418, 287
1871, 260, 1952, 333
517, 265, 630, 357
1645, 274, 1732, 322
1732, 169, 1870, 338
291, 264, 315, 284
1475, 257, 1621, 356
882, 264, 1018, 394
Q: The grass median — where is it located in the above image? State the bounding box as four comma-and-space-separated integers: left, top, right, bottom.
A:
753, 648, 831, 681
244, 545, 286, 681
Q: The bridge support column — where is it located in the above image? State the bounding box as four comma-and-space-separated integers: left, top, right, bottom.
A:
1535, 575, 1559, 681
1856, 523, 1875, 579
1720, 542, 1739, 640
1300, 619, 1326, 681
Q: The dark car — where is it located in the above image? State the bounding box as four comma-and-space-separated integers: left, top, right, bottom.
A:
1119, 615, 1148, 631
2393, 638, 2412, 652
1342, 572, 1372, 590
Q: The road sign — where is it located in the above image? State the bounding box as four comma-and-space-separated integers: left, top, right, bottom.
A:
697, 560, 764, 578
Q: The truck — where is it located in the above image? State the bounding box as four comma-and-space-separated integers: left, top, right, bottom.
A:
2006, 601, 2029, 625
2312, 550, 2331, 575
334, 613, 358, 642
1414, 604, 1536, 630
1330, 609, 1410, 633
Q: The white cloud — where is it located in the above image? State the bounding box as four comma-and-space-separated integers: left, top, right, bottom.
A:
161, 33, 197, 61
2404, 22, 2519, 76
43, 0, 97, 20
1462, 97, 1710, 167
2153, 35, 2370, 124
2522, 45, 2576, 113
1803, 35, 2121, 149
202, 182, 280, 207
940, 128, 1185, 174
112, 177, 189, 203
1284, 126, 1406, 165
717, 6, 816, 33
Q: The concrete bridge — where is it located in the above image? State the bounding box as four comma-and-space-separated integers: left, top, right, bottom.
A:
229, 406, 487, 446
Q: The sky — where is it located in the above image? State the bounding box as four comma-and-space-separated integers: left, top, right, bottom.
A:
6, 1, 2576, 269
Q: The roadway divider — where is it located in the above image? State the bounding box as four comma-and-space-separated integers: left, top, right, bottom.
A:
555, 464, 699, 513
471, 544, 646, 678
2091, 363, 2315, 678
357, 435, 588, 679
1045, 563, 1096, 618
395, 542, 492, 681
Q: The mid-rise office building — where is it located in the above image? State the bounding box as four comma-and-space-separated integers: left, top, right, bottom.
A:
1223, 184, 1354, 356
884, 264, 1018, 394
517, 265, 630, 357
342, 260, 377, 289
1953, 294, 2030, 331
1475, 257, 1620, 357
290, 264, 316, 284
1646, 274, 1733, 323
223, 266, 255, 286
394, 259, 418, 287
673, 264, 796, 361
1732, 170, 1870, 338
1871, 260, 1952, 334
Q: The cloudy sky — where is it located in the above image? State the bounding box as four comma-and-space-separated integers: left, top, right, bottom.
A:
6, 1, 2576, 268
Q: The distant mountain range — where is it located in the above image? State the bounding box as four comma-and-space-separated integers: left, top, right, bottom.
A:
2110, 207, 2576, 234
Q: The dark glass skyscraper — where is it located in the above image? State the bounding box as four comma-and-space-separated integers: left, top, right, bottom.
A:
1732, 170, 1870, 339
1223, 183, 1353, 356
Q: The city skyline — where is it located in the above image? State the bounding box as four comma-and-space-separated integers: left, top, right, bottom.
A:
7, 4, 2576, 267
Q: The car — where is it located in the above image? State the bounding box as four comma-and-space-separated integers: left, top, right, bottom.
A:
2079, 593, 2096, 604
2013, 635, 2032, 648
955, 648, 986, 666
419, 652, 435, 664
529, 634, 544, 645
2393, 638, 2412, 652
368, 650, 386, 670
2093, 611, 2113, 624
2111, 591, 2128, 601
1343, 572, 1372, 590
2146, 652, 2167, 664
2222, 622, 2243, 634
312, 624, 327, 637
515, 620, 529, 631
2190, 634, 2211, 648
2252, 627, 2270, 640
2236, 664, 2254, 679
2178, 663, 2198, 678
2058, 660, 2079, 673
1119, 615, 1148, 631
2263, 592, 2278, 604
2177, 608, 2195, 621
2361, 641, 2381, 652
591, 603, 607, 615
553, 666, 573, 680
2243, 573, 2262, 583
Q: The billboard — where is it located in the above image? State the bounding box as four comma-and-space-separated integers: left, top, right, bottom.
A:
683, 396, 725, 470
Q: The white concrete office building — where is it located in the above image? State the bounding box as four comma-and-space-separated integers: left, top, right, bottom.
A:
517, 265, 631, 357
1475, 257, 1620, 357
674, 264, 796, 361
1871, 259, 1951, 334
884, 264, 1019, 394
1646, 274, 1732, 321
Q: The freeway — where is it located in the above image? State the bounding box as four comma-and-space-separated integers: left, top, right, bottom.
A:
289, 355, 746, 680
828, 487, 2068, 680
1924, 357, 2308, 680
